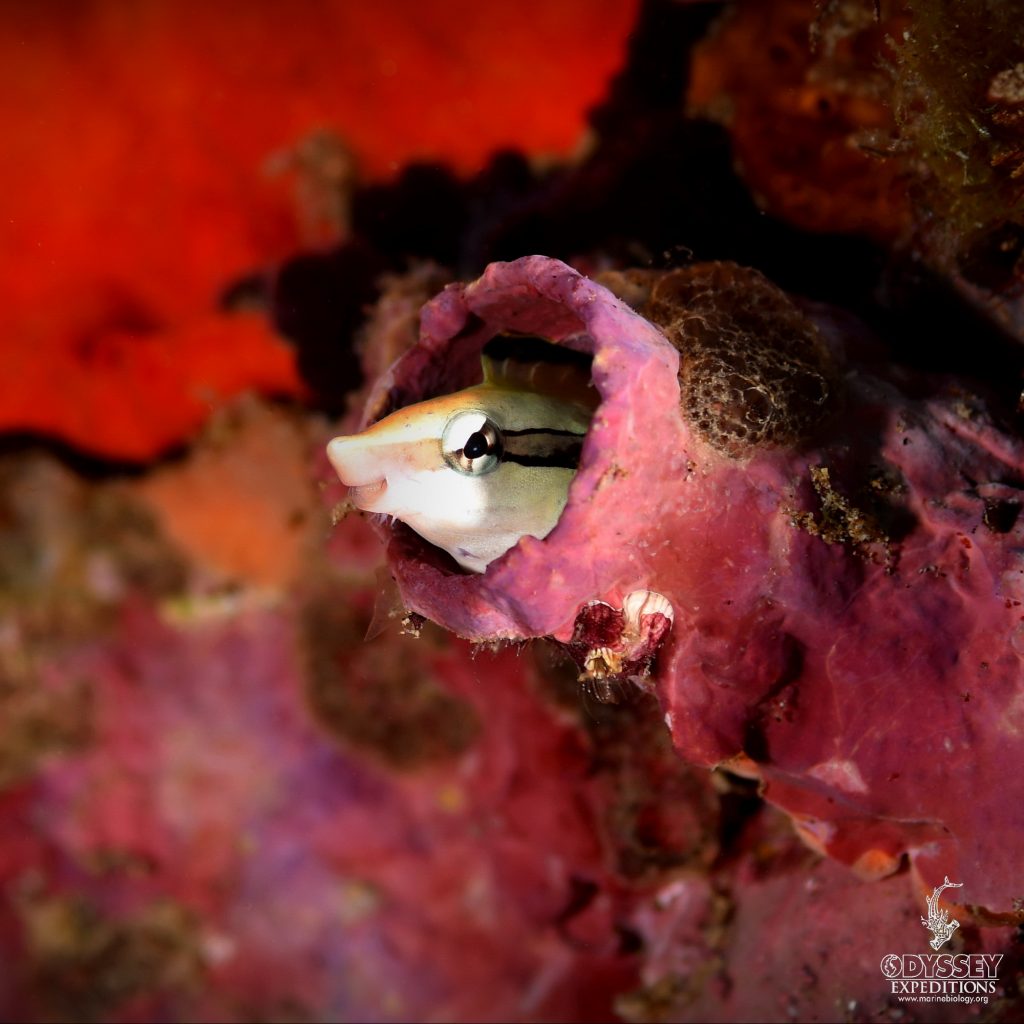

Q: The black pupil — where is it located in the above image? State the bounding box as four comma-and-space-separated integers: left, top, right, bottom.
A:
463, 430, 490, 459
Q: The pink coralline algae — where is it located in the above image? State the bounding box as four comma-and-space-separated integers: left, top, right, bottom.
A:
357, 254, 1024, 918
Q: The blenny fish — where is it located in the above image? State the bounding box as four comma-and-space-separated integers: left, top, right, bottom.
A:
327, 336, 598, 573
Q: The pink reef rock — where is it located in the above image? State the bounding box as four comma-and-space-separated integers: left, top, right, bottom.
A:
360, 255, 1024, 918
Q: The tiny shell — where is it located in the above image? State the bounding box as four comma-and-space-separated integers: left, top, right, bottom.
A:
621, 589, 674, 628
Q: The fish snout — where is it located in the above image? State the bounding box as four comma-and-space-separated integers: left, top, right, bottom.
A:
326, 435, 389, 509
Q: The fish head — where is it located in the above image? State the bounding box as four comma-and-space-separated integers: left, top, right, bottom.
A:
327, 383, 592, 572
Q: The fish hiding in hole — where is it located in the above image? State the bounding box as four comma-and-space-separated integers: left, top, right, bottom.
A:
327, 336, 598, 573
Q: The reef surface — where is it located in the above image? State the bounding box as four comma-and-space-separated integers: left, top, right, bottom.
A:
3, 0, 1024, 1019
363, 254, 1024, 920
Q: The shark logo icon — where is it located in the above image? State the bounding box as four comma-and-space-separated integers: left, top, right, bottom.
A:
921, 877, 964, 951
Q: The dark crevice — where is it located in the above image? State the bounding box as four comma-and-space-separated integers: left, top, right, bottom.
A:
260, 0, 1023, 424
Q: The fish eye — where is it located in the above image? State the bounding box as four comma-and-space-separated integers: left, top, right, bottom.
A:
442, 411, 503, 475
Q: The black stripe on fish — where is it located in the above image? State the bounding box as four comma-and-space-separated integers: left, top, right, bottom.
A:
503, 427, 586, 439
500, 433, 584, 469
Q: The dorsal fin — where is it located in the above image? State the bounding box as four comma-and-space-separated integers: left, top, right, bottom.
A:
481, 335, 598, 409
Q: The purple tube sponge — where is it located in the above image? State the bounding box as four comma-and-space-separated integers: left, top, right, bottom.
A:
354, 255, 1024, 915
361, 256, 683, 639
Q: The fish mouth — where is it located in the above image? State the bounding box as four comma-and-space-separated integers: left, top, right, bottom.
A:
347, 478, 388, 510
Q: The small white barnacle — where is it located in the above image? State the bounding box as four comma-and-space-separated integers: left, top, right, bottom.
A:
621, 589, 674, 629
583, 646, 623, 678
574, 590, 674, 692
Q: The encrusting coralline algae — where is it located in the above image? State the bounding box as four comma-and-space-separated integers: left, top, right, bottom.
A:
338, 254, 1024, 919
